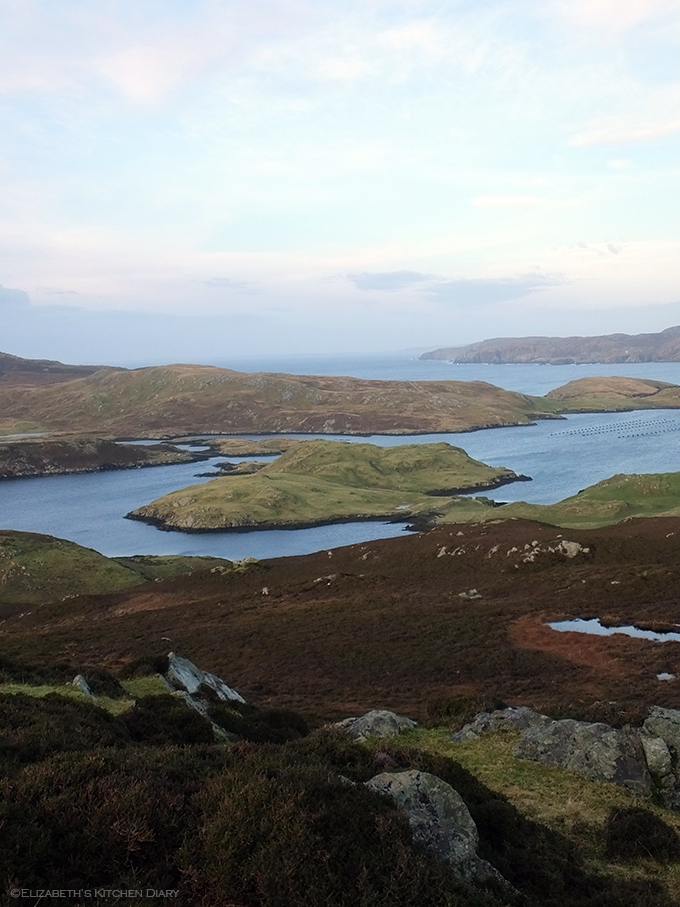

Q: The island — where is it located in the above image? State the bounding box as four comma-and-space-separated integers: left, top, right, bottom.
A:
126, 439, 527, 531
420, 325, 680, 364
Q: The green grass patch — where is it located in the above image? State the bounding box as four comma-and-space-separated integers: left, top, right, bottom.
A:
128, 440, 520, 531
0, 529, 145, 611
434, 471, 680, 530
404, 726, 680, 901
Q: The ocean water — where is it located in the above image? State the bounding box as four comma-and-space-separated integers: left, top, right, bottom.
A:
2, 356, 680, 559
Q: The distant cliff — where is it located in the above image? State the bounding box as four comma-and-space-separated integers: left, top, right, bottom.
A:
420, 326, 680, 364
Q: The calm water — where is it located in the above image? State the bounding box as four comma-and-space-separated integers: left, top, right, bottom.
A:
549, 618, 680, 644
3, 357, 680, 559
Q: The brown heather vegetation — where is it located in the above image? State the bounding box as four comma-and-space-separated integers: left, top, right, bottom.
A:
4, 517, 680, 904
5, 517, 680, 722
4, 358, 680, 439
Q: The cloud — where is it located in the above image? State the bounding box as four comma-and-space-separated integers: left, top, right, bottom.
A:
346, 271, 435, 291
35, 286, 79, 296
346, 270, 569, 306
551, 0, 675, 33
203, 277, 258, 293
472, 195, 581, 209
425, 273, 569, 306
571, 118, 680, 146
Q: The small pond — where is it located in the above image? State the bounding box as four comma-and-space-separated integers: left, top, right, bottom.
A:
548, 618, 680, 643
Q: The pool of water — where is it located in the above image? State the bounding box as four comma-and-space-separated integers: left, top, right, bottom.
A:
548, 618, 680, 643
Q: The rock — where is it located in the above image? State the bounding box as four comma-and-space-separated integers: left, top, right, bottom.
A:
458, 589, 482, 600
72, 674, 95, 698
451, 706, 551, 743
334, 709, 417, 742
171, 691, 232, 740
365, 770, 504, 883
165, 652, 245, 703
644, 706, 680, 758
640, 733, 672, 778
515, 719, 652, 796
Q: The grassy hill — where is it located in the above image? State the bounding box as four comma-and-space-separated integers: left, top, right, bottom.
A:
4, 517, 680, 902
2, 358, 680, 438
0, 530, 233, 617
127, 440, 523, 531
434, 472, 680, 530
0, 362, 557, 436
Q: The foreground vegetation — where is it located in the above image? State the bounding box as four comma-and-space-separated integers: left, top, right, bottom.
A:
127, 440, 522, 531
2, 660, 680, 906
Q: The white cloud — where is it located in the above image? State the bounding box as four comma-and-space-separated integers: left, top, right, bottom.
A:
472, 195, 582, 209
571, 117, 680, 146
551, 0, 676, 34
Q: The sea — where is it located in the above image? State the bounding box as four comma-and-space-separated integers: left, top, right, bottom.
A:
3, 354, 680, 560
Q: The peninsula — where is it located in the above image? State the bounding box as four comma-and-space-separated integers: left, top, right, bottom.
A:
0, 437, 209, 479
3, 350, 680, 439
421, 325, 680, 364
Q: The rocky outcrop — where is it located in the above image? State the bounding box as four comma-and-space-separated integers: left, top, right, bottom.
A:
365, 770, 505, 883
165, 652, 245, 703
451, 706, 551, 743
452, 706, 680, 805
514, 719, 652, 796
335, 709, 417, 741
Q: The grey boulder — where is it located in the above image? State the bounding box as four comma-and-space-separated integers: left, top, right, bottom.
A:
514, 719, 652, 796
365, 770, 504, 883
165, 652, 245, 703
451, 706, 551, 743
335, 709, 417, 741
644, 706, 680, 759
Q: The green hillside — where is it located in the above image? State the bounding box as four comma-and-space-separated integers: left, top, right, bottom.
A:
127, 440, 522, 531
0, 530, 233, 614
436, 471, 680, 529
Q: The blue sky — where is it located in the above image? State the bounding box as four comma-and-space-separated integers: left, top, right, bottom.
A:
0, 0, 678, 362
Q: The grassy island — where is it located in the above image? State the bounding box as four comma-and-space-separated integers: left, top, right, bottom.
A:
127, 439, 524, 531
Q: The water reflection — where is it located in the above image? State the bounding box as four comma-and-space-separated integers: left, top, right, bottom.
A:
548, 618, 680, 643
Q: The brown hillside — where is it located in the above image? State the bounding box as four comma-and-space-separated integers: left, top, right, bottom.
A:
0, 363, 552, 436
5, 518, 680, 722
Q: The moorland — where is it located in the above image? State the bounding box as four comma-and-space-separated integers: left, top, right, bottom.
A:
5, 349, 680, 904
3, 351, 680, 440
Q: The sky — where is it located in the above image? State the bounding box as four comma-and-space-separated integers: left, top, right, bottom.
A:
0, 0, 678, 364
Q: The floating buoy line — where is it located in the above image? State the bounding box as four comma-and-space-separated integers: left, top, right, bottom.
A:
550, 417, 680, 440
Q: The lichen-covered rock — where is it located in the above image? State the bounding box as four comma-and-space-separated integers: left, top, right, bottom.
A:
165, 652, 245, 703
515, 719, 652, 796
640, 733, 673, 778
334, 709, 417, 741
644, 706, 680, 758
451, 706, 551, 743
365, 770, 504, 883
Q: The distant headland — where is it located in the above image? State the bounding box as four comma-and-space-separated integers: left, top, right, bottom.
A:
420, 325, 680, 364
